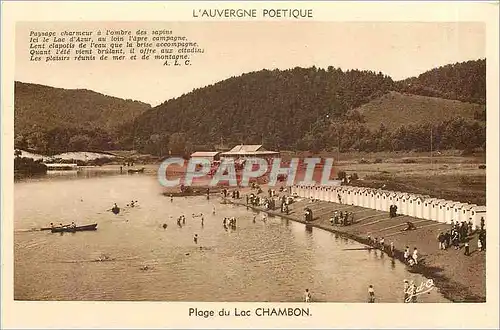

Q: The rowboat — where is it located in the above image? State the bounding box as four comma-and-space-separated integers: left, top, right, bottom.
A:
50, 223, 98, 233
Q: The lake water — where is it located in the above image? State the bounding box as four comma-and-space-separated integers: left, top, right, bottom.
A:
14, 168, 449, 302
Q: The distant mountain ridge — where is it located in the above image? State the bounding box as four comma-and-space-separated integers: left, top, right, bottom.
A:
128, 59, 486, 155
14, 81, 151, 154
14, 58, 486, 155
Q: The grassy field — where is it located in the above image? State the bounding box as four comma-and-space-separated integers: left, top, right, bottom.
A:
334, 154, 486, 206
279, 150, 486, 205
353, 91, 485, 131
278, 150, 485, 205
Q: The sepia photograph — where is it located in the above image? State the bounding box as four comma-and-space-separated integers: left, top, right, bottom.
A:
13, 20, 487, 303
2, 1, 499, 329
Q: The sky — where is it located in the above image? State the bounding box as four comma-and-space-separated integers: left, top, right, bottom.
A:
16, 22, 485, 106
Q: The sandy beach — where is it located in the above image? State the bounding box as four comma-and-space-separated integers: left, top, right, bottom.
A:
230, 186, 486, 302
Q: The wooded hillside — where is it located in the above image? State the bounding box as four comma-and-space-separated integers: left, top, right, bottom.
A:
15, 58, 486, 156
14, 82, 151, 154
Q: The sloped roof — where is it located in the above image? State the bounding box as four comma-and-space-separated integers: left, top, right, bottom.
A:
462, 204, 477, 210
227, 144, 264, 153
191, 151, 220, 157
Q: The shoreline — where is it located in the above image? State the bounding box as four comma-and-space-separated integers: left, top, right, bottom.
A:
227, 197, 486, 303
162, 188, 223, 198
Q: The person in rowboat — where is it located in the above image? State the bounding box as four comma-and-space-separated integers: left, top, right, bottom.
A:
70, 222, 76, 229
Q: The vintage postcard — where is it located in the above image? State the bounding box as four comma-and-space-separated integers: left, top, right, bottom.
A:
2, 1, 499, 329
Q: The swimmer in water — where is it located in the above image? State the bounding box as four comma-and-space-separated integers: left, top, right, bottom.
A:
201, 216, 204, 226
253, 215, 257, 223
212, 206, 216, 215
194, 234, 198, 244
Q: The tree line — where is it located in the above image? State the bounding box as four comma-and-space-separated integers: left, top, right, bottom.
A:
296, 116, 485, 153
14, 126, 120, 156
14, 59, 486, 156
397, 59, 486, 104
128, 62, 486, 156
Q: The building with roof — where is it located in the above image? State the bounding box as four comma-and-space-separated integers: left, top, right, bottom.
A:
290, 184, 486, 226
471, 206, 487, 229
461, 203, 477, 223
220, 145, 279, 159
190, 151, 221, 161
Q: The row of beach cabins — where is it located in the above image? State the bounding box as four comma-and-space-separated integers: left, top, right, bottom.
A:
290, 185, 487, 229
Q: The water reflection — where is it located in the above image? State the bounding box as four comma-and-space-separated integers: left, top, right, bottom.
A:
15, 165, 155, 184
14, 171, 449, 302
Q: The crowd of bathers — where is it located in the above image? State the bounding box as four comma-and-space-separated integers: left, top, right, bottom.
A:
329, 210, 354, 226
437, 218, 486, 255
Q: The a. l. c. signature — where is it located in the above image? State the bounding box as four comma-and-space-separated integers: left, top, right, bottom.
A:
404, 279, 435, 302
